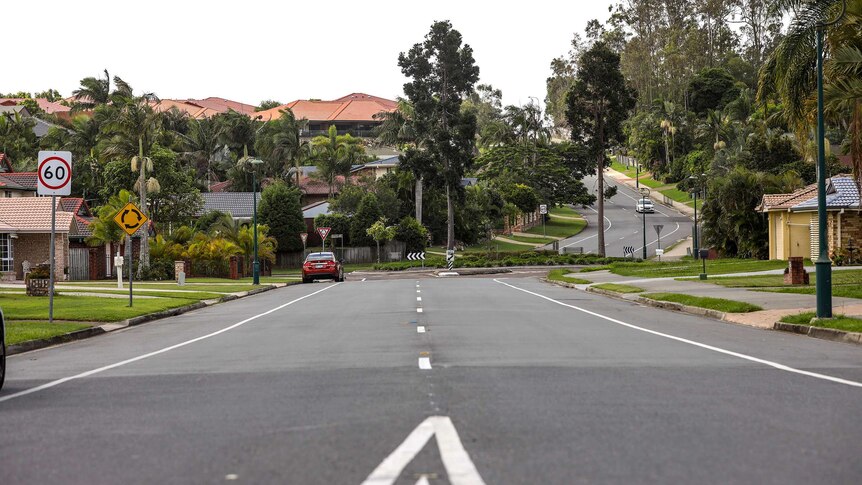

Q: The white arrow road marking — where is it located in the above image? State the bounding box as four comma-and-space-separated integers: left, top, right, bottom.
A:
0, 284, 341, 404
494, 279, 862, 389
415, 476, 430, 485
361, 416, 486, 485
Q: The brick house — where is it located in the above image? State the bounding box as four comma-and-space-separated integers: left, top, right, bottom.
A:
759, 175, 862, 261
0, 197, 73, 280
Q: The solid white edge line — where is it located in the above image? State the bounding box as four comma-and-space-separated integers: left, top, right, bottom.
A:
418, 357, 432, 370
0, 283, 342, 404
493, 279, 862, 389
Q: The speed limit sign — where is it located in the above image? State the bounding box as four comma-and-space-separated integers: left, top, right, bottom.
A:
37, 151, 72, 196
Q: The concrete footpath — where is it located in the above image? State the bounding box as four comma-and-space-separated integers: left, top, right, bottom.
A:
567, 266, 862, 330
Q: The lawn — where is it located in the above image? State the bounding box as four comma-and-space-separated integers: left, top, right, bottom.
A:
5, 321, 93, 345
547, 269, 591, 285
659, 187, 692, 204
549, 205, 581, 217
60, 282, 266, 293
592, 283, 644, 293
610, 161, 638, 178
695, 268, 862, 299
610, 258, 789, 277
780, 312, 862, 333
642, 292, 762, 313
526, 217, 587, 238
508, 234, 555, 245
638, 177, 665, 189
62, 289, 227, 301
757, 286, 862, 300
0, 294, 198, 322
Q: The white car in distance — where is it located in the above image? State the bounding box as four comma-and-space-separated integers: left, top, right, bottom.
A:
635, 198, 655, 213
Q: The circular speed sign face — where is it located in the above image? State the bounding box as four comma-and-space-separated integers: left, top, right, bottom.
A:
37, 151, 72, 195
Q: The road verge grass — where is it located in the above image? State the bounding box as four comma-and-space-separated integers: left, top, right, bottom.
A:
547, 269, 591, 285
6, 321, 93, 345
1, 294, 203, 322
592, 283, 644, 293
641, 292, 762, 313
780, 312, 862, 333
611, 258, 789, 278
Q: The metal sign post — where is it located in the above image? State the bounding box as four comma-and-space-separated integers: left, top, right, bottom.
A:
113, 202, 148, 308
539, 204, 548, 238
37, 151, 72, 324
639, 187, 650, 259
317, 227, 331, 252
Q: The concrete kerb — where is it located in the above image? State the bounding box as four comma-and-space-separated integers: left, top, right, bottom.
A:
772, 321, 862, 346
6, 284, 287, 356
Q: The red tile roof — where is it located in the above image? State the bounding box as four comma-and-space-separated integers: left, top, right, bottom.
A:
179, 97, 257, 116
0, 172, 38, 190
758, 184, 819, 212
0, 98, 71, 116
209, 180, 233, 192
0, 197, 74, 233
256, 93, 396, 123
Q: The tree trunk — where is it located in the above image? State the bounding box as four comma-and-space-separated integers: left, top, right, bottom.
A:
138, 136, 149, 277
596, 109, 605, 257
415, 177, 423, 224
446, 184, 455, 251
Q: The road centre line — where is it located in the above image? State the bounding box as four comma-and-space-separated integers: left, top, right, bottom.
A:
0, 283, 341, 404
562, 206, 612, 249
493, 279, 862, 389
417, 297, 422, 302
418, 356, 432, 370
417, 308, 423, 313
417, 326, 426, 334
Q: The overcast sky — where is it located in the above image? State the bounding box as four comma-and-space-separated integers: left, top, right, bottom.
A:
4, 1, 616, 107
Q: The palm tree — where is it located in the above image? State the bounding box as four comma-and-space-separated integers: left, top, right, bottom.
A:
181, 117, 224, 188
374, 98, 427, 222
312, 125, 363, 198
87, 190, 136, 265
761, 0, 862, 181
255, 108, 309, 183
0, 111, 37, 166
72, 70, 112, 111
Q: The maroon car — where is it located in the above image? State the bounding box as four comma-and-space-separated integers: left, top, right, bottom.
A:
302, 252, 344, 283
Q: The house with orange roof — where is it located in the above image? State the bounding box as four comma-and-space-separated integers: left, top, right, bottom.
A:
255, 93, 396, 137
0, 98, 73, 121
0, 197, 74, 280
759, 176, 862, 261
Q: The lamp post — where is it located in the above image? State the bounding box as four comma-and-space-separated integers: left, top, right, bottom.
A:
246, 157, 264, 285
814, 0, 847, 319
689, 173, 706, 260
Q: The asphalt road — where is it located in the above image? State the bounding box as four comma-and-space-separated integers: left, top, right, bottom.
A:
557, 174, 693, 258
2, 277, 862, 484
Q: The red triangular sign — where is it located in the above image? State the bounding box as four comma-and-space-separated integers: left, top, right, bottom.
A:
317, 227, 331, 240
300, 232, 308, 244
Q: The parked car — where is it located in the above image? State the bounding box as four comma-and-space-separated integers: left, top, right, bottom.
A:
635, 198, 655, 213
1, 308, 6, 390
302, 252, 344, 283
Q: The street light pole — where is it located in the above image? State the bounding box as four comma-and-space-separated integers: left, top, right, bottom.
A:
642, 196, 647, 260
814, 1, 847, 318
252, 169, 260, 285
693, 189, 698, 260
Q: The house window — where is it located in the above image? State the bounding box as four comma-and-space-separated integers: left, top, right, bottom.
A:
4, 191, 11, 197
0, 234, 13, 272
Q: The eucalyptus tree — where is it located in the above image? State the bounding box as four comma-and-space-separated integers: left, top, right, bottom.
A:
566, 41, 637, 257
398, 20, 480, 251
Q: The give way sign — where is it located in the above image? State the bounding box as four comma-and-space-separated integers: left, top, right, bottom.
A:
317, 227, 331, 240
37, 151, 72, 196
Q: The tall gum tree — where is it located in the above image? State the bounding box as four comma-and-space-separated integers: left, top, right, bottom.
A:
398, 20, 479, 250
566, 41, 637, 257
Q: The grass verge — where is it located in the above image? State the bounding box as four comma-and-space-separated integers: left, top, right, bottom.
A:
6, 321, 92, 345
0, 294, 199, 322
547, 269, 591, 285
611, 258, 789, 278
780, 312, 862, 333
642, 292, 762, 313
526, 216, 586, 239
592, 283, 644, 293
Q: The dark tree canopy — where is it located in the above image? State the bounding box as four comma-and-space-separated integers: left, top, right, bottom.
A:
565, 41, 637, 158
258, 182, 305, 253
686, 68, 740, 115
